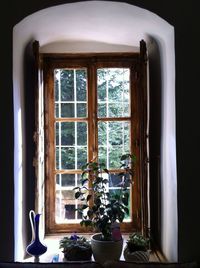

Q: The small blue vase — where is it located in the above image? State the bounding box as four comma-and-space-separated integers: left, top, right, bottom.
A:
26, 210, 47, 262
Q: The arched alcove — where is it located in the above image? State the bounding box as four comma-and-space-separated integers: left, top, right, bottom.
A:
13, 0, 176, 262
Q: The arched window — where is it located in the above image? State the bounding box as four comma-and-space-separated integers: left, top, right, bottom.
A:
13, 1, 176, 261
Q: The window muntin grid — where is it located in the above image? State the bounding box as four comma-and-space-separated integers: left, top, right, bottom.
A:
54, 68, 88, 223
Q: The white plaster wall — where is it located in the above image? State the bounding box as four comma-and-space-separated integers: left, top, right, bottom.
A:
13, 0, 177, 261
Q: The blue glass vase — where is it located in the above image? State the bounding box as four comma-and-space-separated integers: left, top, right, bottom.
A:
26, 210, 47, 262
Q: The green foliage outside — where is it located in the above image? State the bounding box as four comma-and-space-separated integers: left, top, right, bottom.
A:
54, 68, 130, 171
55, 68, 133, 223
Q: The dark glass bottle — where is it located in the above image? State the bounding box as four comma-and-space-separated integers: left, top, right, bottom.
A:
26, 211, 47, 262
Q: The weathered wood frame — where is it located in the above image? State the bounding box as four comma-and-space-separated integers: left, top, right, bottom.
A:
35, 47, 148, 234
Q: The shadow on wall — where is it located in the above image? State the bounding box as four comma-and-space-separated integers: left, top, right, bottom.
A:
23, 40, 37, 259
146, 36, 162, 252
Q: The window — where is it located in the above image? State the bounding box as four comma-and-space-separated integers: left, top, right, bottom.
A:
42, 53, 147, 234
33, 41, 148, 235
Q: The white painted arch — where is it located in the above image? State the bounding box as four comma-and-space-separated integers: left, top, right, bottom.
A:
13, 0, 177, 261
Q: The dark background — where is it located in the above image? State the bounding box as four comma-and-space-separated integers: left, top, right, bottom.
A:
0, 0, 199, 262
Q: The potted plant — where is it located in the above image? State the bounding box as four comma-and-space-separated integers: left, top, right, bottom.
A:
59, 233, 92, 261
123, 232, 150, 262
74, 153, 136, 264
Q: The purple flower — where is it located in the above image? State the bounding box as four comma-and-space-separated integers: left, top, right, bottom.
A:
70, 233, 79, 240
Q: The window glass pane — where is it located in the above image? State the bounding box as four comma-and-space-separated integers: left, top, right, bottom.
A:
62, 189, 74, 199
56, 174, 74, 187
56, 147, 75, 170
98, 146, 107, 165
97, 68, 130, 118
98, 122, 107, 146
98, 121, 130, 168
56, 122, 75, 146
109, 146, 123, 168
77, 147, 87, 169
77, 122, 87, 145
55, 186, 84, 223
54, 71, 59, 102
98, 103, 106, 117
62, 147, 75, 169
109, 173, 130, 188
61, 122, 75, 145
76, 69, 87, 101
77, 204, 84, 219
61, 70, 74, 101
54, 68, 87, 118
64, 203, 84, 220
56, 174, 81, 188
77, 103, 86, 117
56, 122, 88, 170
55, 103, 59, 118
108, 103, 129, 117
55, 189, 75, 221
109, 121, 130, 147
61, 103, 74, 117
65, 204, 75, 220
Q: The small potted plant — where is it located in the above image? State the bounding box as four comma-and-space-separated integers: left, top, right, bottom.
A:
123, 232, 150, 262
74, 153, 136, 264
59, 233, 92, 261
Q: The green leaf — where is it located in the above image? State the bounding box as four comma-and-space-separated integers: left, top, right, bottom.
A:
131, 154, 137, 162
92, 205, 98, 212
81, 164, 88, 171
94, 197, 101, 206
73, 186, 80, 190
99, 207, 105, 215
102, 179, 108, 184
103, 168, 109, 174
118, 211, 125, 222
124, 207, 129, 215
84, 219, 92, 227
82, 178, 88, 185
82, 204, 88, 210
87, 209, 93, 217
122, 197, 128, 206
121, 154, 129, 160
75, 191, 82, 199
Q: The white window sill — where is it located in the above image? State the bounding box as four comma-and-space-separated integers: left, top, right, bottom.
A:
24, 233, 160, 263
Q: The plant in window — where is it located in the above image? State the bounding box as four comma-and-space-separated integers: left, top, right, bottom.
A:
59, 233, 92, 261
123, 232, 150, 262
74, 153, 136, 263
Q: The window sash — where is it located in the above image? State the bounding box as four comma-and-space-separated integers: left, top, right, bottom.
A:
43, 54, 142, 234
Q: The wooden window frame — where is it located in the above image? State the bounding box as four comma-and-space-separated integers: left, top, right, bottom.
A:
40, 51, 147, 235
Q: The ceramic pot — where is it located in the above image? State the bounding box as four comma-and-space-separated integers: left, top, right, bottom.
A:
91, 233, 123, 264
123, 245, 150, 262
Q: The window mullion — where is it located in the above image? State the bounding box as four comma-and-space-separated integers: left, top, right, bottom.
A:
88, 64, 97, 162
58, 70, 62, 220
74, 69, 78, 170
105, 70, 109, 169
